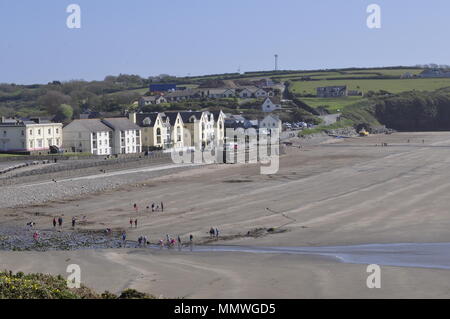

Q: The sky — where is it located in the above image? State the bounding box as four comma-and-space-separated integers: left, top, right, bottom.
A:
0, 0, 449, 84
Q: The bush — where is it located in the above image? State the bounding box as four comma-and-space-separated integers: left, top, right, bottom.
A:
0, 271, 156, 299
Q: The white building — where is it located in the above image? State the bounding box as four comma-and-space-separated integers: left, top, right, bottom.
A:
261, 97, 281, 112
102, 118, 142, 154
63, 119, 112, 155
0, 118, 63, 154
179, 111, 219, 149
63, 117, 142, 155
259, 114, 282, 133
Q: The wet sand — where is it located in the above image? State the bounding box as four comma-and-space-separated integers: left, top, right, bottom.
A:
2, 132, 450, 298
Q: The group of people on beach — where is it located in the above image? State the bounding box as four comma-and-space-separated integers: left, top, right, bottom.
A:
158, 234, 194, 248
119, 230, 193, 249
133, 202, 164, 213
51, 216, 78, 229
129, 218, 138, 228
209, 227, 220, 239
52, 217, 64, 228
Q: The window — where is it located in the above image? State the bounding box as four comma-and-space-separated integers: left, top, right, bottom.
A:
21, 130, 24, 136
29, 129, 33, 135
38, 129, 41, 135
177, 127, 181, 142
30, 140, 34, 148
56, 128, 59, 134
48, 128, 51, 134
156, 128, 161, 144
3, 131, 6, 136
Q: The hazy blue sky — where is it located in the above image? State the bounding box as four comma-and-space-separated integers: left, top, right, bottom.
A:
0, 0, 449, 84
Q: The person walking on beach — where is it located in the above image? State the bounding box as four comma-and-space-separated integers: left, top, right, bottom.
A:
52, 218, 56, 228
151, 203, 155, 212
215, 228, 219, 239
133, 203, 138, 213
33, 231, 39, 242
58, 217, 63, 228
134, 219, 138, 228
143, 235, 148, 246
72, 217, 76, 228
129, 218, 133, 228
161, 202, 164, 212
209, 227, 215, 238
122, 231, 126, 243
177, 235, 182, 246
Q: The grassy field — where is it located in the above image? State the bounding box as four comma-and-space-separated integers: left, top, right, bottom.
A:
0, 154, 21, 158
299, 96, 364, 112
291, 78, 450, 96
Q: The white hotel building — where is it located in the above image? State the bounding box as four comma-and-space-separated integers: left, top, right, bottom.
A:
0, 117, 63, 154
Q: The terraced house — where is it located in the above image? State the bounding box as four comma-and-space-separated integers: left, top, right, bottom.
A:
63, 119, 112, 155
0, 117, 62, 154
63, 117, 141, 155
102, 117, 142, 154
164, 112, 185, 149
130, 112, 168, 151
180, 110, 225, 149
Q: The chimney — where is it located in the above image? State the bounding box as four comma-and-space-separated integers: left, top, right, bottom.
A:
129, 112, 137, 124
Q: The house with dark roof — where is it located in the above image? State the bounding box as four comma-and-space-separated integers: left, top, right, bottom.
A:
198, 88, 235, 99
316, 86, 348, 98
164, 90, 199, 102
102, 117, 142, 154
63, 119, 112, 155
261, 97, 281, 112
139, 95, 167, 107
224, 114, 256, 129
177, 111, 224, 149
130, 112, 168, 150
163, 112, 184, 149
419, 68, 450, 78
259, 114, 282, 133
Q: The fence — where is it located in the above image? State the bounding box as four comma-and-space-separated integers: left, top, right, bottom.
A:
0, 151, 172, 180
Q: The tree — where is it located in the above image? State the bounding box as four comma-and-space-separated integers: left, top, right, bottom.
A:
54, 104, 73, 123
37, 90, 72, 115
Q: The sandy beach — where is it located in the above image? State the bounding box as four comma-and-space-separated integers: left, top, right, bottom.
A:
2, 131, 450, 298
